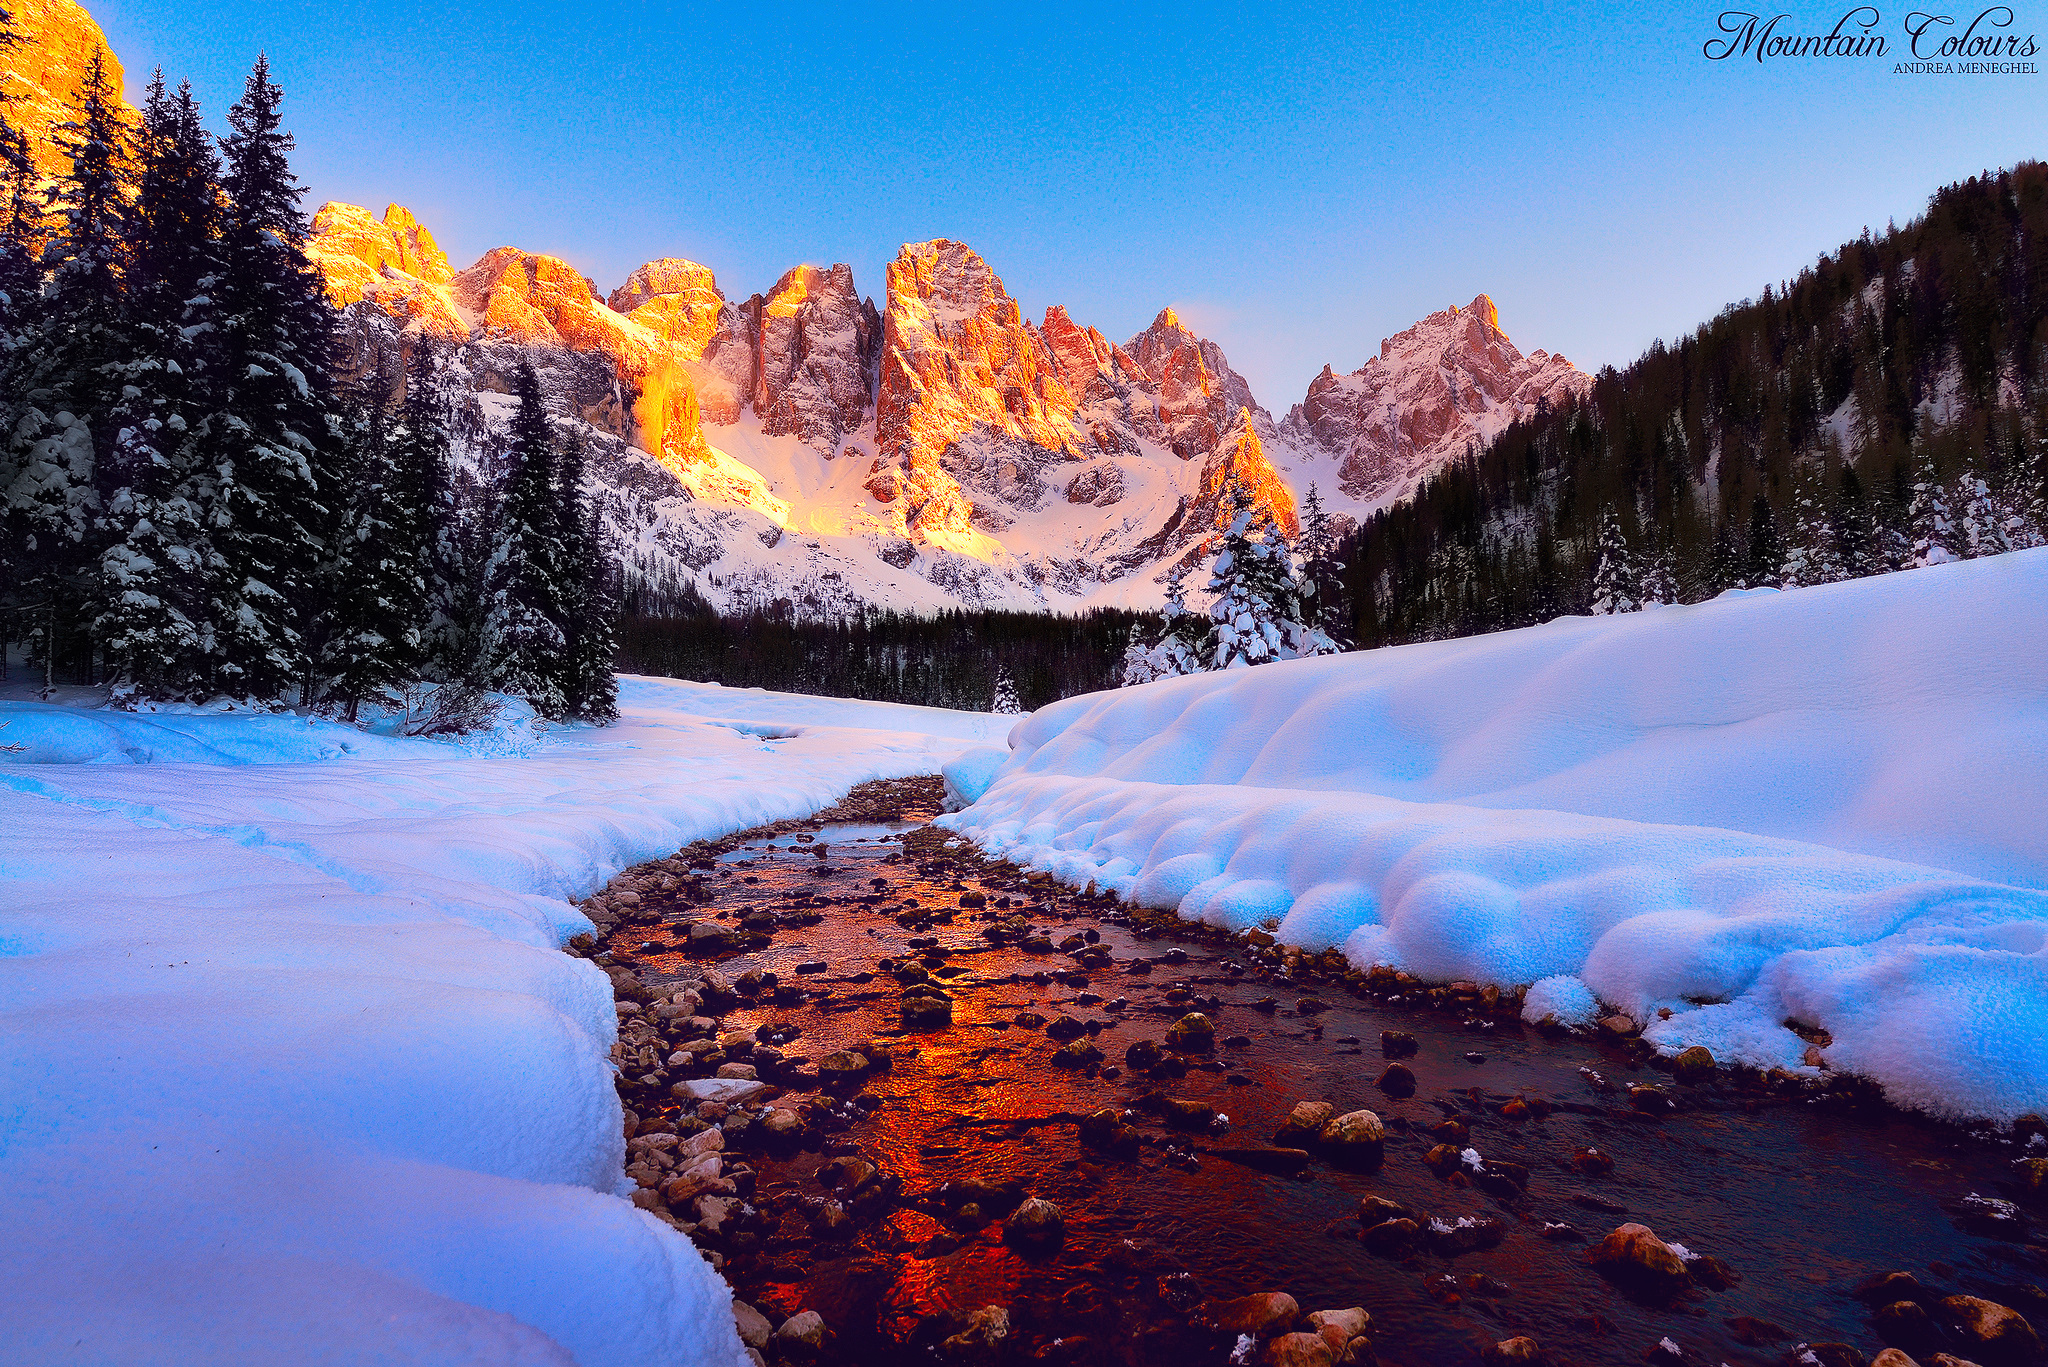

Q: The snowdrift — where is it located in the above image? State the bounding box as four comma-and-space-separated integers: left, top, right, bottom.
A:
0, 678, 1006, 1366
940, 551, 2048, 1123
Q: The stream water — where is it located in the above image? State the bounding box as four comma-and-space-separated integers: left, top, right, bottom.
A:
594, 784, 2046, 1367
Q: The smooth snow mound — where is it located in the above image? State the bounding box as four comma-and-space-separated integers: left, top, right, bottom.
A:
943, 746, 1011, 810
940, 552, 2048, 1123
0, 676, 1007, 1365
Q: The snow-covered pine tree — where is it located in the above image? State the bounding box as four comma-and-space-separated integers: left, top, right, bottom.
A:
483, 362, 568, 716
2006, 429, 2048, 549
1906, 448, 1957, 568
1639, 542, 1677, 606
94, 73, 221, 698
392, 343, 479, 682
0, 2, 38, 345
989, 666, 1021, 714
1953, 473, 2008, 559
1119, 561, 1203, 685
314, 378, 427, 719
1706, 516, 1742, 593
555, 427, 618, 723
1745, 495, 1783, 587
1198, 478, 1339, 670
1297, 481, 1345, 636
197, 55, 338, 700
4, 49, 131, 687
1778, 470, 1846, 587
1587, 507, 1638, 614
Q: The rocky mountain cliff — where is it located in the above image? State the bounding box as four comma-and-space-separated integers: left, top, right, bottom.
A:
1281, 294, 1591, 508
0, 0, 133, 181
311, 204, 1587, 616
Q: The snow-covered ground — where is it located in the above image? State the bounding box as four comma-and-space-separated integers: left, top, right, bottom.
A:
941, 550, 2048, 1124
0, 678, 1006, 1366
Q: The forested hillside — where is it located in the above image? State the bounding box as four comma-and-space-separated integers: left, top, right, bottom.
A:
1336, 163, 2048, 646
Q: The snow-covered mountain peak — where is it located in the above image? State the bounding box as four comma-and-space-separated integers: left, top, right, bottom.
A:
1283, 292, 1591, 511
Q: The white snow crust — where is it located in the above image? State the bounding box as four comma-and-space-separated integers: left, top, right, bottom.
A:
939, 552, 2048, 1122
0, 677, 1007, 1365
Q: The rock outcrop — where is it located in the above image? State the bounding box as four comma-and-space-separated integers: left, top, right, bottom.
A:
308, 203, 466, 344
1282, 293, 1589, 507
753, 263, 880, 449
0, 0, 134, 182
871, 239, 1086, 542
448, 247, 708, 471
607, 259, 878, 444
1125, 306, 1270, 460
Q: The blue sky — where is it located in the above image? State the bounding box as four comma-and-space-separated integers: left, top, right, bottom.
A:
91, 0, 2048, 408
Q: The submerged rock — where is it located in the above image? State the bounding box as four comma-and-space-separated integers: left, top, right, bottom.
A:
1206, 1291, 1300, 1337
1166, 1012, 1216, 1050
1005, 1198, 1065, 1247
1374, 1063, 1417, 1097
1588, 1223, 1690, 1295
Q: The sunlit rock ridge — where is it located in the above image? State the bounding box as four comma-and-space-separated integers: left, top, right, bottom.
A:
308, 204, 1586, 616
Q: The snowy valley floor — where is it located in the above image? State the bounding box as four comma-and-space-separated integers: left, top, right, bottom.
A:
0, 679, 1007, 1366
3, 551, 2045, 1366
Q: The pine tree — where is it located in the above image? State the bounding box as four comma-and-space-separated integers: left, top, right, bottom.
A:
990, 666, 1021, 714
2006, 429, 2048, 548
391, 342, 480, 681
1779, 470, 1845, 587
4, 49, 131, 687
1953, 473, 2007, 559
196, 55, 338, 699
1906, 449, 1957, 567
1297, 481, 1345, 637
1833, 464, 1880, 576
484, 362, 568, 715
1588, 507, 1638, 613
0, 2, 40, 345
1745, 495, 1783, 587
1639, 542, 1677, 606
1120, 561, 1204, 684
1197, 479, 1339, 670
555, 427, 618, 722
314, 378, 427, 718
94, 73, 220, 698
1706, 516, 1742, 594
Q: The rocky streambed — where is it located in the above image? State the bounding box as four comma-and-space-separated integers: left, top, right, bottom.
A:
572, 779, 2048, 1367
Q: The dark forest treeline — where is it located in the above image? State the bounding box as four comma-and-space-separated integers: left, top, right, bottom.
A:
1336, 162, 2048, 646
618, 580, 1148, 712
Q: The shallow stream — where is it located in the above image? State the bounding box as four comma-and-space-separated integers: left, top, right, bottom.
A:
595, 786, 2046, 1367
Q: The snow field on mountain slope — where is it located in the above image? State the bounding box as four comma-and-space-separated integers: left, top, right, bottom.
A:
0, 678, 1007, 1366
940, 549, 2048, 1123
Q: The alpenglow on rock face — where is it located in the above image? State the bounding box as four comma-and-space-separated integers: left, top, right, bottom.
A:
0, 0, 134, 182
300, 202, 1581, 618
1282, 294, 1591, 508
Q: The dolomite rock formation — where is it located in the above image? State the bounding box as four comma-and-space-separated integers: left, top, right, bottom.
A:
1283, 293, 1590, 507
0, 0, 134, 182
299, 203, 1573, 617
309, 203, 466, 344
608, 259, 878, 444
448, 246, 709, 471
1198, 411, 1298, 541
1124, 306, 1271, 460
871, 239, 1087, 542
752, 263, 880, 449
